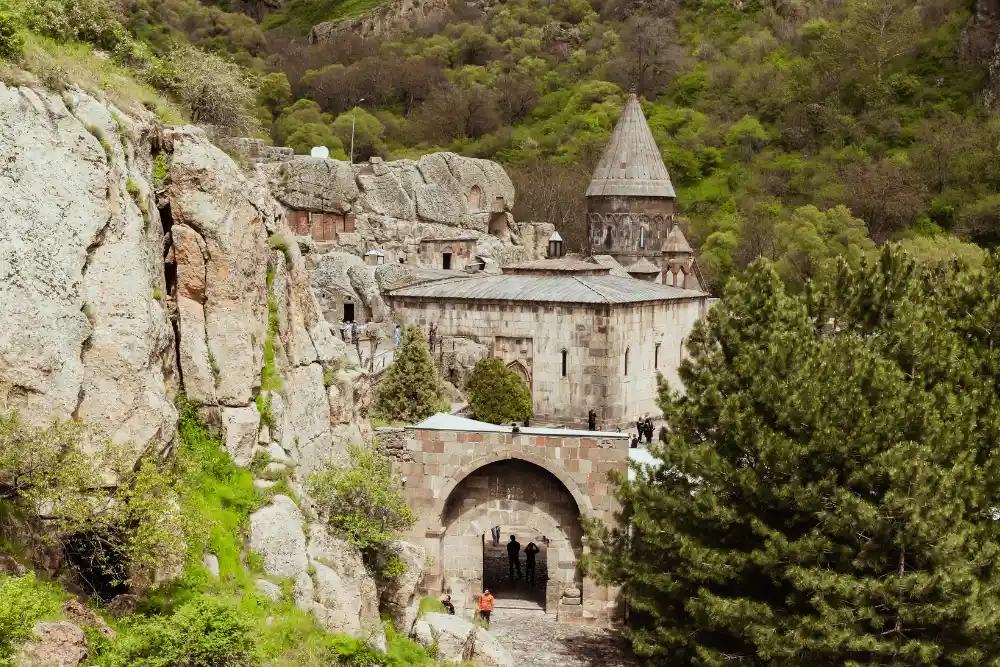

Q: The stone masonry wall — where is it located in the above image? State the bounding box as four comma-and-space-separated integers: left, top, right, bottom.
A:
604, 298, 706, 425
391, 426, 629, 624
386, 297, 613, 427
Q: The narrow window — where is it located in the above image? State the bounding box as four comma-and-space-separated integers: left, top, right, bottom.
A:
655, 342, 660, 369
624, 348, 630, 376
561, 349, 568, 377
639, 227, 645, 249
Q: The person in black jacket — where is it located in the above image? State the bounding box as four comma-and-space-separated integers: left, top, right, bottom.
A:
507, 535, 521, 580
524, 542, 540, 586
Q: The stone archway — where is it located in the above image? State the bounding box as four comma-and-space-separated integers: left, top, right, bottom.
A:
506, 360, 531, 389
439, 458, 583, 617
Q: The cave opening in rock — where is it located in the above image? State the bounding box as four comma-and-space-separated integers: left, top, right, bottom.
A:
64, 528, 131, 602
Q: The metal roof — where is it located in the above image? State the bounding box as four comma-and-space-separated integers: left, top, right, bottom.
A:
387, 274, 705, 305
586, 94, 676, 199
662, 224, 693, 254
626, 257, 661, 274
548, 231, 563, 242
589, 254, 632, 278
501, 258, 611, 274
411, 413, 629, 439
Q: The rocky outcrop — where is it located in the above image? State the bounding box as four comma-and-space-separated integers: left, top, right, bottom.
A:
16, 621, 88, 667
310, 0, 472, 42
412, 613, 514, 667
0, 84, 176, 464
249, 495, 308, 578
380, 540, 426, 633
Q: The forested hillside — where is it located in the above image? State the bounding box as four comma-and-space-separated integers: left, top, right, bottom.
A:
4, 0, 997, 290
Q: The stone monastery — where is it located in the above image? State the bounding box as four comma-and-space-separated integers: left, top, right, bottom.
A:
240, 92, 710, 624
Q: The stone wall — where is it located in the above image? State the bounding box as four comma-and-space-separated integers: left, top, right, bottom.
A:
390, 425, 629, 624
586, 195, 675, 268
605, 299, 706, 424
387, 297, 614, 427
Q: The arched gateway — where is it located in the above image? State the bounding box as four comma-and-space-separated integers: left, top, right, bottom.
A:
379, 413, 629, 625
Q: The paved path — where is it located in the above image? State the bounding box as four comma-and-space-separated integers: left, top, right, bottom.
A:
489, 606, 639, 667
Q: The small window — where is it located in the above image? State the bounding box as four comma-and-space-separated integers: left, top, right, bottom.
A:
624, 348, 630, 376
655, 342, 660, 369
561, 350, 567, 377
639, 227, 645, 249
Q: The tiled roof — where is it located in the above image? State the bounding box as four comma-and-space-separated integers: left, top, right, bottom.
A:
626, 257, 661, 274
387, 274, 705, 305
662, 224, 693, 253
586, 94, 676, 199
502, 258, 611, 274
589, 255, 632, 278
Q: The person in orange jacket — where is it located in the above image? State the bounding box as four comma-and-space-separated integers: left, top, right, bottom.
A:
477, 588, 495, 627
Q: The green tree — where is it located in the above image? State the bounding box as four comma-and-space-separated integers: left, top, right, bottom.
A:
773, 204, 873, 291
372, 325, 446, 424
255, 71, 291, 119
306, 443, 415, 571
285, 122, 346, 157
274, 98, 331, 146
466, 357, 533, 425
0, 11, 23, 60
331, 107, 385, 161
167, 45, 258, 133
586, 247, 1000, 665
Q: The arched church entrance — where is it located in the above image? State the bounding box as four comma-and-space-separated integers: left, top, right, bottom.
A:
440, 458, 583, 616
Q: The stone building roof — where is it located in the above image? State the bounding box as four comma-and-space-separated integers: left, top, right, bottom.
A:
501, 258, 612, 275
625, 257, 661, 274
387, 274, 705, 305
412, 413, 629, 439
588, 254, 632, 278
662, 224, 693, 254
585, 94, 676, 199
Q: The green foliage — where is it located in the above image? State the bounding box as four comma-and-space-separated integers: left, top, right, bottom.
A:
91, 595, 259, 667
373, 325, 445, 424
261, 273, 282, 393
331, 107, 385, 160
0, 11, 23, 60
417, 596, 446, 616
0, 573, 64, 666
465, 357, 532, 425
587, 247, 1000, 665
0, 412, 188, 592
306, 443, 415, 560
151, 153, 169, 190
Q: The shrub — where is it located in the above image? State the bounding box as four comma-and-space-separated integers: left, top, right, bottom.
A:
372, 326, 446, 424
166, 45, 258, 134
0, 573, 64, 666
91, 595, 259, 667
151, 153, 169, 190
0, 11, 23, 61
306, 444, 415, 566
21, 0, 126, 51
466, 357, 532, 425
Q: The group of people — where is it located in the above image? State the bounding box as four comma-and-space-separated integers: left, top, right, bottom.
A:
632, 415, 655, 448
340, 320, 362, 344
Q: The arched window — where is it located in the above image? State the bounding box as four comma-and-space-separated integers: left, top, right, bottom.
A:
639, 227, 645, 249
654, 342, 660, 369
561, 349, 568, 377
624, 348, 630, 376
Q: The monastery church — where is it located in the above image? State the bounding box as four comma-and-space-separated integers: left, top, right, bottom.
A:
386, 94, 709, 429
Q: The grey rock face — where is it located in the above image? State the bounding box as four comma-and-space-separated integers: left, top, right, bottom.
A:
249, 495, 308, 578
380, 540, 426, 634
413, 613, 514, 667
16, 621, 88, 667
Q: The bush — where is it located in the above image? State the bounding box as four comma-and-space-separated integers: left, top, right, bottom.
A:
372, 326, 446, 424
0, 11, 23, 61
21, 0, 126, 50
466, 357, 532, 425
0, 573, 64, 666
306, 444, 415, 567
91, 595, 259, 667
166, 45, 258, 134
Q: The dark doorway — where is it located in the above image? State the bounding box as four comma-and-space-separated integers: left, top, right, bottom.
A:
343, 302, 354, 322
443, 253, 452, 270
483, 528, 548, 608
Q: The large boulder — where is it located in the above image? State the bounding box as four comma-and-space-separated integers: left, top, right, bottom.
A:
380, 540, 426, 633
16, 621, 87, 667
412, 613, 514, 667
249, 495, 307, 578
61, 600, 114, 639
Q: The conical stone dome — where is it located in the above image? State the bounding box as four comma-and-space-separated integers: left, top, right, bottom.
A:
585, 94, 675, 199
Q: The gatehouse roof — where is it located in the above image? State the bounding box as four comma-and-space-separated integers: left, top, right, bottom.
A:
386, 273, 705, 305
501, 258, 612, 275
585, 94, 676, 200
411, 413, 629, 439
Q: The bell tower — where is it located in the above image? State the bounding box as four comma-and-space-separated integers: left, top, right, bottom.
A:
585, 94, 680, 273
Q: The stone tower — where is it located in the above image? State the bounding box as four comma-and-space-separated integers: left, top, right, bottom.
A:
586, 94, 702, 289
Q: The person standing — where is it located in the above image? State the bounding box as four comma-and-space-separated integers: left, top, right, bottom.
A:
524, 542, 540, 586
635, 417, 643, 441
429, 323, 437, 353
440, 593, 455, 615
644, 416, 654, 444
588, 409, 596, 431
491, 525, 501, 547
394, 323, 401, 347
478, 589, 495, 627
342, 321, 351, 343
352, 321, 361, 344
507, 535, 521, 581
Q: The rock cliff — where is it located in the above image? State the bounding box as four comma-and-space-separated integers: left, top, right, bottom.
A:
309, 0, 489, 42
0, 82, 407, 646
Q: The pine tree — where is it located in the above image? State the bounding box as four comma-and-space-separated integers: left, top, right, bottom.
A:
466, 357, 533, 425
587, 247, 1000, 666
372, 325, 446, 424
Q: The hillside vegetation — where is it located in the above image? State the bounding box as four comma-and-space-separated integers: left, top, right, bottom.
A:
0, 0, 996, 290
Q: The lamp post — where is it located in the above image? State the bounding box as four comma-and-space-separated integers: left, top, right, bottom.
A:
350, 98, 365, 164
